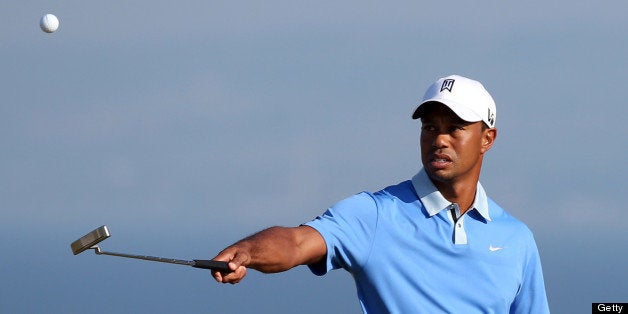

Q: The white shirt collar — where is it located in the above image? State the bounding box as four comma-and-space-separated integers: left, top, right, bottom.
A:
411, 168, 491, 221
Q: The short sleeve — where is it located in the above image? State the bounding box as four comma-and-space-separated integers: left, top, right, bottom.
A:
304, 192, 378, 276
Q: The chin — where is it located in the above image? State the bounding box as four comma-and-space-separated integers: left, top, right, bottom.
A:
425, 168, 454, 183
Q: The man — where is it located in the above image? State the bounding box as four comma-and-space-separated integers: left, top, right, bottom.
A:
212, 75, 550, 313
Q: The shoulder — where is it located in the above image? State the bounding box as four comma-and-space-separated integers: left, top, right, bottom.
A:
333, 180, 416, 207
322, 180, 416, 218
487, 198, 536, 240
374, 180, 417, 203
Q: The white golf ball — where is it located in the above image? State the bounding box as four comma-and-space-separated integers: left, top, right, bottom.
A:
40, 14, 59, 33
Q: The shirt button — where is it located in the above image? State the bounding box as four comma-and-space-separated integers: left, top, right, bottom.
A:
457, 223, 462, 227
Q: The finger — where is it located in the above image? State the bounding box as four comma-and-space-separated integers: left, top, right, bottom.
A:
212, 270, 224, 283
211, 249, 237, 282
211, 262, 240, 282
212, 260, 245, 283
222, 266, 247, 284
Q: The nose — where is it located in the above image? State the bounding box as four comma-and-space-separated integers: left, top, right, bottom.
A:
432, 132, 450, 149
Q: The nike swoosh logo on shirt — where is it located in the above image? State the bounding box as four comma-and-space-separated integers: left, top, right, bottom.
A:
489, 245, 504, 252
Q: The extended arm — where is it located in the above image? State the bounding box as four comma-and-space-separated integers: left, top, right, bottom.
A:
212, 225, 327, 284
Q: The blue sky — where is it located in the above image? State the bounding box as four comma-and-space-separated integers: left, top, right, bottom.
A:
1, 1, 627, 313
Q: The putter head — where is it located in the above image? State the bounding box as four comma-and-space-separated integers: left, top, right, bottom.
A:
71, 225, 110, 255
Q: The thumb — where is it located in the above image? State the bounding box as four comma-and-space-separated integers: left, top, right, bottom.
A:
228, 250, 251, 270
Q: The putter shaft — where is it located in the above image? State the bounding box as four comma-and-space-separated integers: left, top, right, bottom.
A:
94, 247, 193, 266
92, 246, 231, 271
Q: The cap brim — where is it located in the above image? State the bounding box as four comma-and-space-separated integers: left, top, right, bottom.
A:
412, 100, 483, 122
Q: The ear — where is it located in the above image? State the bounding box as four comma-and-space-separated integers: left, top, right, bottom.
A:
480, 128, 497, 154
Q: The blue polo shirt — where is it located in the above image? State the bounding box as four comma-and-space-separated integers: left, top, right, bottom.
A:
305, 169, 549, 313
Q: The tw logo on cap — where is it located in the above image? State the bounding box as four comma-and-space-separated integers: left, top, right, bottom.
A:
440, 79, 455, 92
488, 108, 495, 127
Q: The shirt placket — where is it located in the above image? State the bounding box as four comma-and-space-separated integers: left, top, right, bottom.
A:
448, 204, 468, 245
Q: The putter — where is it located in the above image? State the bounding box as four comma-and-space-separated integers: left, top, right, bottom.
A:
71, 225, 231, 272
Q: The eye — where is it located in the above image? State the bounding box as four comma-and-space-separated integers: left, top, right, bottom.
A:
448, 125, 464, 132
421, 125, 436, 132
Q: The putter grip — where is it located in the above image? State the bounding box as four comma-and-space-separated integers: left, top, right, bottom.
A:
192, 260, 231, 272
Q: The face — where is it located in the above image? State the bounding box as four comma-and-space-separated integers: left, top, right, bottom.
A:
420, 102, 496, 189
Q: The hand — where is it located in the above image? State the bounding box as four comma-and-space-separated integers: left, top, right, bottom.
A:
211, 226, 327, 283
211, 245, 250, 284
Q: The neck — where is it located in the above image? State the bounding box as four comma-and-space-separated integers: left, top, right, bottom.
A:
437, 182, 477, 214
429, 169, 480, 215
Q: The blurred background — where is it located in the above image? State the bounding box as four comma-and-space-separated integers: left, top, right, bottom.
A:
1, 1, 626, 313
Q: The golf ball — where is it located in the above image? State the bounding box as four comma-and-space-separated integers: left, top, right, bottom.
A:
40, 14, 59, 33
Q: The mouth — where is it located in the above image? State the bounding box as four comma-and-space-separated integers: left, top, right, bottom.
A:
428, 153, 452, 169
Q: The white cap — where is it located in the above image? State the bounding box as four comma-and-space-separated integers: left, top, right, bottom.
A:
412, 75, 496, 128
